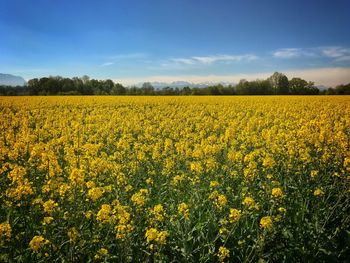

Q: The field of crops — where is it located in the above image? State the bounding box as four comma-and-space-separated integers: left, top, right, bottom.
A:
0, 96, 349, 262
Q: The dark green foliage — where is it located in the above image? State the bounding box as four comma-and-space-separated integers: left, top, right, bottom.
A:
2, 73, 350, 96
321, 83, 350, 95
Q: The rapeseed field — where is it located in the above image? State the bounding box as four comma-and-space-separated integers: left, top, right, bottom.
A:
0, 96, 349, 262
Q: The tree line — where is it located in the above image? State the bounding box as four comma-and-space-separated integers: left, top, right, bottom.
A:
0, 72, 349, 95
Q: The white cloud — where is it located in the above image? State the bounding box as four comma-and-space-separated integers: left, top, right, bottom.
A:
169, 54, 258, 66
334, 55, 350, 62
101, 62, 114, 66
273, 46, 350, 62
273, 48, 302, 58
193, 54, 258, 64
321, 46, 350, 59
113, 67, 350, 87
170, 58, 196, 65
100, 53, 149, 67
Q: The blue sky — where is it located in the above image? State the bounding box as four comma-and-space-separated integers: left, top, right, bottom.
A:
0, 0, 350, 86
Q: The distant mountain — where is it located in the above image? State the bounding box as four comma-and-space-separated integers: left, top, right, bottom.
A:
133, 81, 236, 89
316, 85, 328, 91
0, 73, 26, 86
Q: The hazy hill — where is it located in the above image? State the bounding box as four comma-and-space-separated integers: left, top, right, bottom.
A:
0, 73, 26, 86
134, 81, 236, 89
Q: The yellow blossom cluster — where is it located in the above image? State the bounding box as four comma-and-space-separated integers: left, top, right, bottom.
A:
217, 246, 230, 262
178, 202, 190, 220
0, 222, 12, 241
29, 235, 49, 252
145, 227, 169, 245
260, 216, 273, 230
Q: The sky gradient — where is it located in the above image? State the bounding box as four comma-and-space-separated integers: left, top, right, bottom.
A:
1, 0, 350, 86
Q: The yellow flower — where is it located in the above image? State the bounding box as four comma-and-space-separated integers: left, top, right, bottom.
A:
215, 194, 227, 210
68, 227, 79, 242
43, 199, 58, 214
115, 218, 134, 240
171, 175, 185, 186
42, 216, 54, 225
156, 230, 169, 245
97, 204, 113, 223
229, 208, 241, 223
104, 185, 112, 193
145, 228, 158, 243
242, 196, 255, 207
84, 210, 93, 219
219, 227, 228, 236
94, 248, 109, 260
150, 204, 166, 222
278, 207, 287, 214
0, 222, 12, 240
145, 228, 168, 245
217, 246, 230, 262
145, 177, 153, 185
178, 202, 190, 220
69, 168, 85, 186
313, 188, 324, 197
209, 190, 219, 200
310, 170, 319, 178
86, 181, 96, 189
6, 181, 34, 201
271, 187, 283, 198
190, 162, 203, 173
131, 189, 148, 207
29, 235, 49, 252
260, 216, 273, 230
58, 184, 70, 197
87, 187, 104, 201
32, 198, 43, 206
263, 156, 275, 169
210, 180, 220, 188
210, 191, 227, 210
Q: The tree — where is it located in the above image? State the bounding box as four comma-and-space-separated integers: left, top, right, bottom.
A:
112, 83, 126, 95
141, 82, 155, 95
208, 85, 221, 95
101, 79, 114, 94
72, 77, 84, 94
306, 81, 319, 95
335, 83, 350, 95
28, 78, 40, 95
81, 75, 90, 84
61, 78, 75, 94
89, 79, 102, 94
289, 77, 308, 95
268, 72, 289, 94
180, 86, 191, 95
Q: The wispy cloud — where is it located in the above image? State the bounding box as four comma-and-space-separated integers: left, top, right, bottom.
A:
321, 46, 350, 61
273, 46, 350, 62
100, 52, 149, 67
101, 62, 114, 66
169, 54, 258, 66
321, 47, 346, 58
193, 54, 258, 64
273, 48, 303, 58
334, 55, 350, 62
170, 58, 196, 65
